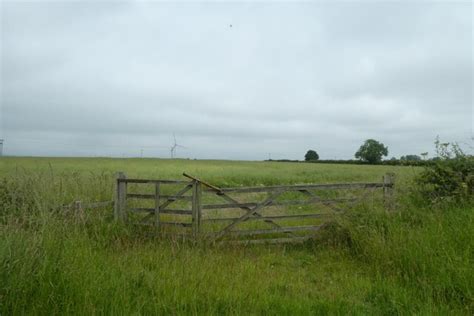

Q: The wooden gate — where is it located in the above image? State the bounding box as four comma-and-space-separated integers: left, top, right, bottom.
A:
114, 172, 202, 236
114, 172, 394, 244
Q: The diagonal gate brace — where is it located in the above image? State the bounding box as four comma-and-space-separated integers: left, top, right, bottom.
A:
182, 173, 296, 240
140, 183, 193, 224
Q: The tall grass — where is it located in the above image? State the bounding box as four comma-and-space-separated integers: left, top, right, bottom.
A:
0, 158, 472, 314
334, 201, 474, 313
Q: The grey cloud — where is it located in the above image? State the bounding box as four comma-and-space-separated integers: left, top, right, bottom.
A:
1, 1, 472, 160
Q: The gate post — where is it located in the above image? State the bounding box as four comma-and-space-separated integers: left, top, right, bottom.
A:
383, 172, 395, 211
114, 171, 127, 221
192, 180, 202, 238
154, 183, 161, 231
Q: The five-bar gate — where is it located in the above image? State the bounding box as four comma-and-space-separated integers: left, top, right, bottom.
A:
114, 172, 394, 244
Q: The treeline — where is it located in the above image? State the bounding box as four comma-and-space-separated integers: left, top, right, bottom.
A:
266, 158, 435, 166
299, 139, 408, 165
271, 138, 465, 167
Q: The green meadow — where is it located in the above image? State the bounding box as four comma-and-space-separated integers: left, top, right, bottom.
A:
1, 157, 472, 315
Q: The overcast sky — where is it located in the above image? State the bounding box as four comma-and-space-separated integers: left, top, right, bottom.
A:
1, 0, 472, 160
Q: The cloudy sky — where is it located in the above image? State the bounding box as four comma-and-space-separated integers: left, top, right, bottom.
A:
1, 0, 472, 160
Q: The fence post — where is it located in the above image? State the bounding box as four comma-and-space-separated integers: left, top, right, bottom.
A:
154, 183, 161, 232
383, 173, 395, 211
74, 200, 83, 217
114, 172, 127, 221
192, 180, 202, 238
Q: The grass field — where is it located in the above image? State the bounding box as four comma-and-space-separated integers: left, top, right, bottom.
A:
1, 157, 473, 315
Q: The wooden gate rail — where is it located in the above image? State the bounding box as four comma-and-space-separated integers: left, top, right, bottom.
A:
202, 213, 330, 223
201, 197, 357, 210
216, 182, 385, 193
114, 171, 395, 244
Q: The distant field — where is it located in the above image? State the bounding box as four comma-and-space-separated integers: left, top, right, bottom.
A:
0, 156, 418, 186
1, 157, 472, 315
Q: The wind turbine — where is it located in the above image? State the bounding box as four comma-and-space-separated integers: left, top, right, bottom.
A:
170, 134, 186, 158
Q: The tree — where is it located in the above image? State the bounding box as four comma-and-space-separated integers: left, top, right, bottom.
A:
401, 154, 421, 162
355, 139, 388, 164
305, 150, 319, 161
